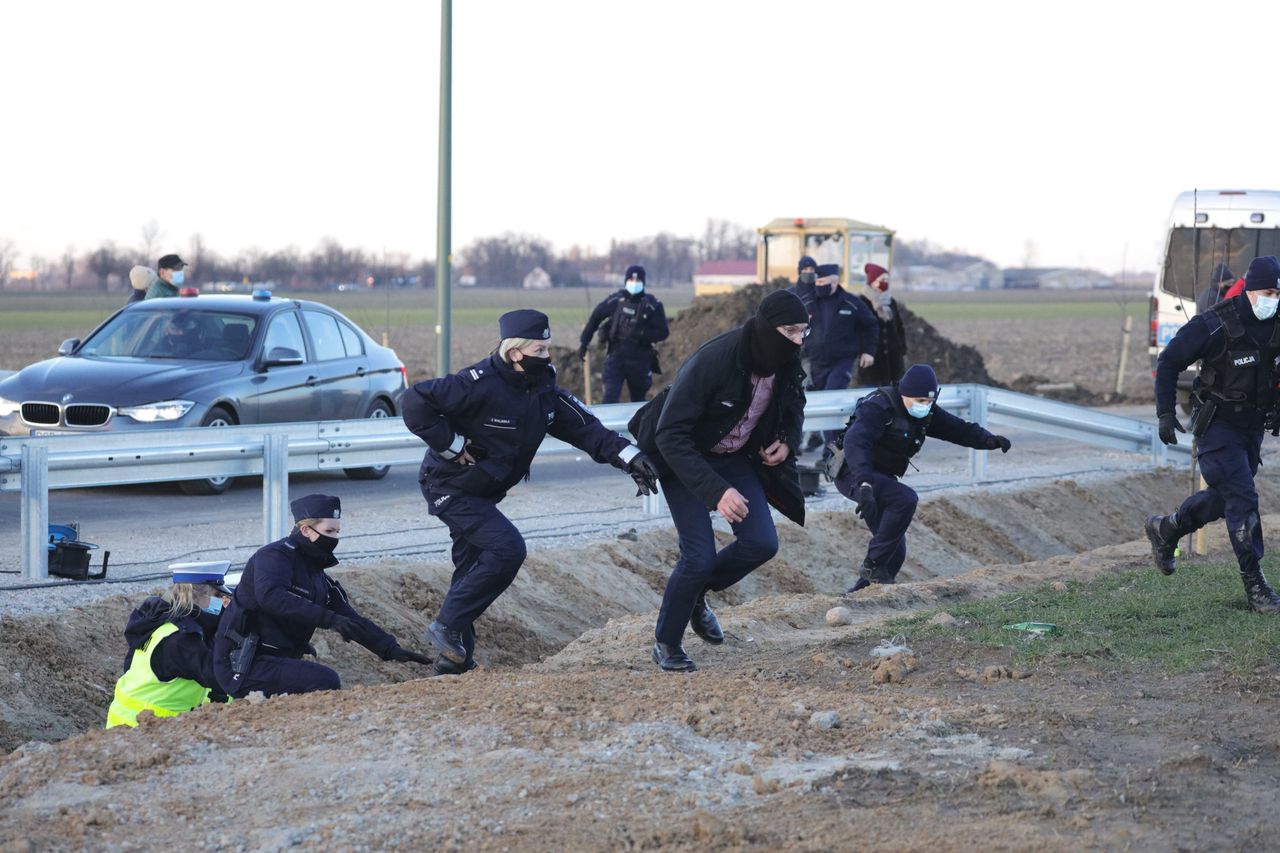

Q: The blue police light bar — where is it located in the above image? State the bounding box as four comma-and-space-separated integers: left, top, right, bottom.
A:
252, 288, 272, 301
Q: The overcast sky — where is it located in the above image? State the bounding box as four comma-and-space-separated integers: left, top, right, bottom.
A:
3, 0, 1277, 273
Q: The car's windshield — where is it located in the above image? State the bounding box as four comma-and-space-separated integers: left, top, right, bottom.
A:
1162, 227, 1280, 300
80, 309, 258, 361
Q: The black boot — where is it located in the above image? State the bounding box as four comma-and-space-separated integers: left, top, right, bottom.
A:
652, 641, 697, 672
1242, 570, 1280, 613
1144, 514, 1181, 576
424, 619, 467, 664
690, 592, 724, 645
431, 658, 478, 677
846, 557, 895, 593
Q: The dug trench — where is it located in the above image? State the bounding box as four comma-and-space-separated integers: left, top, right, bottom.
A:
5, 469, 1280, 849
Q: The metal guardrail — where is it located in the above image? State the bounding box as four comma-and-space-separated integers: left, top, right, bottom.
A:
1, 385, 1185, 580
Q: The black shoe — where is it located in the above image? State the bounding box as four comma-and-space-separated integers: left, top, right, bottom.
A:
690, 593, 724, 645
652, 642, 697, 672
806, 433, 824, 451
431, 658, 478, 677
1243, 572, 1280, 613
846, 576, 871, 594
1144, 515, 1178, 576
852, 557, 896, 591
424, 620, 467, 664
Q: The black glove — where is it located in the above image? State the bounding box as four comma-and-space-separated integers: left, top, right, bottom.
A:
386, 645, 433, 665
853, 483, 877, 521
577, 344, 589, 361
329, 614, 364, 643
1158, 412, 1186, 446
985, 434, 1012, 453
627, 452, 660, 496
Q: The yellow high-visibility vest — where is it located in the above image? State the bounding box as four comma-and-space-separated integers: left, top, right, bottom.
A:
105, 621, 211, 729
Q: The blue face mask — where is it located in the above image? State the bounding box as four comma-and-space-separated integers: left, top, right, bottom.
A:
907, 401, 933, 419
625, 281, 644, 296
172, 270, 186, 286
1252, 294, 1279, 321
205, 595, 223, 615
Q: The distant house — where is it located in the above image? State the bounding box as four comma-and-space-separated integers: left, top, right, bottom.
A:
895, 261, 1002, 291
693, 259, 756, 296
522, 266, 552, 290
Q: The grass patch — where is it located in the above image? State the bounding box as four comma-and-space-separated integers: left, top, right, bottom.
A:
891, 559, 1280, 675
906, 300, 1146, 323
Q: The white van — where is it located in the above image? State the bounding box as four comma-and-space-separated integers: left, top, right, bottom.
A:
1149, 189, 1280, 410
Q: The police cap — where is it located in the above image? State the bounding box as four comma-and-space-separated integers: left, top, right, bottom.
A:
498, 309, 551, 341
815, 263, 840, 279
291, 493, 342, 522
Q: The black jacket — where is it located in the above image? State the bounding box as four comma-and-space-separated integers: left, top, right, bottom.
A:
121, 596, 222, 693
801, 286, 879, 363
629, 322, 807, 526
213, 530, 396, 660
403, 353, 634, 507
579, 290, 669, 354
861, 295, 907, 361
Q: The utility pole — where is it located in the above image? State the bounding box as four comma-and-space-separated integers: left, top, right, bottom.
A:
435, 0, 453, 376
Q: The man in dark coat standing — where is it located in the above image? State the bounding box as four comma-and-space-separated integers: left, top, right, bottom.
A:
629, 290, 809, 672
578, 264, 669, 403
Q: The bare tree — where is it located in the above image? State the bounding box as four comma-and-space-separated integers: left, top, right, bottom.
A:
140, 220, 164, 263
0, 239, 17, 291
87, 243, 123, 292
61, 246, 76, 289
29, 255, 48, 290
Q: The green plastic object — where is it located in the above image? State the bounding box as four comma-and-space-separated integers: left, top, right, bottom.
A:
1003, 622, 1060, 635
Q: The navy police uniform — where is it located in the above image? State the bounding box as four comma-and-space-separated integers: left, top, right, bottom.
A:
406, 309, 656, 669
1146, 256, 1280, 612
213, 495, 422, 697
802, 264, 879, 444
837, 365, 1008, 591
579, 265, 669, 403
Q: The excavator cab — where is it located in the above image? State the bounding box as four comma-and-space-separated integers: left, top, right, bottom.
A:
756, 217, 895, 289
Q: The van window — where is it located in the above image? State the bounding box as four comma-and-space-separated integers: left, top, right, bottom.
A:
1162, 228, 1280, 300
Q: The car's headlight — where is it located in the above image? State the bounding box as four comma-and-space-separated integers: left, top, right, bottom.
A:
118, 400, 196, 423
0, 397, 19, 418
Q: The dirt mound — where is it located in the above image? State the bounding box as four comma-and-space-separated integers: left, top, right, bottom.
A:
552, 283, 999, 400
1009, 373, 1127, 406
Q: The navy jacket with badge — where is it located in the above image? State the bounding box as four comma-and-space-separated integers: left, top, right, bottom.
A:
628, 322, 807, 525
579, 290, 669, 354
122, 596, 222, 693
214, 530, 396, 659
840, 387, 993, 487
402, 353, 635, 506
1156, 294, 1274, 433
801, 286, 879, 364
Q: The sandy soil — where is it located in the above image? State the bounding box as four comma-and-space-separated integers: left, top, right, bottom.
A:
4, 470, 1280, 850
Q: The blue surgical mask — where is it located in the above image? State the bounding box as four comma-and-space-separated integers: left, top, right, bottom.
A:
172, 270, 186, 286
907, 401, 933, 419
205, 596, 223, 615
625, 281, 644, 296
1252, 294, 1279, 321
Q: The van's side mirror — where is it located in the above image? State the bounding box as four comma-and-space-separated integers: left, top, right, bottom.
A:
58, 338, 80, 356
260, 347, 304, 369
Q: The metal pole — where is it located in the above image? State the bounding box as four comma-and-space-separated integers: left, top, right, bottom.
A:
263, 433, 290, 544
21, 444, 49, 580
434, 0, 453, 377
1114, 315, 1133, 396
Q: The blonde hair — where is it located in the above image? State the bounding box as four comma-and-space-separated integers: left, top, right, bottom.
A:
499, 337, 541, 363
295, 517, 321, 530
163, 583, 199, 618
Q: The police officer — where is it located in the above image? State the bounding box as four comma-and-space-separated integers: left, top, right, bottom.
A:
213, 495, 431, 698
405, 309, 660, 671
107, 562, 231, 728
1145, 255, 1280, 613
578, 265, 669, 403
835, 364, 1011, 592
629, 290, 809, 672
790, 255, 818, 300
802, 263, 880, 447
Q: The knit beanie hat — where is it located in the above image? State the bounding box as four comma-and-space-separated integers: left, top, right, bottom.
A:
798, 255, 817, 273
756, 289, 809, 327
865, 263, 889, 289
898, 364, 938, 399
1244, 256, 1280, 292
130, 265, 157, 291
624, 264, 646, 283
1210, 262, 1235, 286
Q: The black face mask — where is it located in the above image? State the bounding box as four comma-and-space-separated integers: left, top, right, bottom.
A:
518, 355, 552, 377
798, 272, 816, 286
815, 283, 835, 297
298, 530, 340, 559
748, 315, 803, 376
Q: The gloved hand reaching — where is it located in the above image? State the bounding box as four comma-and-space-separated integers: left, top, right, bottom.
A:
386, 645, 433, 665
985, 434, 1012, 453
853, 483, 877, 521
627, 453, 661, 496
1158, 412, 1186, 446
329, 614, 364, 643
577, 344, 589, 361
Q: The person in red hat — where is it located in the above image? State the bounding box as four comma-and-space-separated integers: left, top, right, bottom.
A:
857, 263, 908, 386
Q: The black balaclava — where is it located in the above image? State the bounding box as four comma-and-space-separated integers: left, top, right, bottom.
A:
749, 290, 808, 376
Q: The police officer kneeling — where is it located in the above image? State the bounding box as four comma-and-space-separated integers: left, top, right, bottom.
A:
106, 562, 231, 728
1145, 255, 1280, 613
835, 364, 1011, 591
213, 494, 431, 698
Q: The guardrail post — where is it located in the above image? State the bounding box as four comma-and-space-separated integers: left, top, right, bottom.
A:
968, 385, 989, 483
263, 433, 290, 544
643, 484, 665, 516
1151, 427, 1168, 466
21, 444, 49, 580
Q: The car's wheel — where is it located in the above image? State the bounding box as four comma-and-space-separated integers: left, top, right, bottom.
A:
344, 400, 393, 481
179, 406, 237, 496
